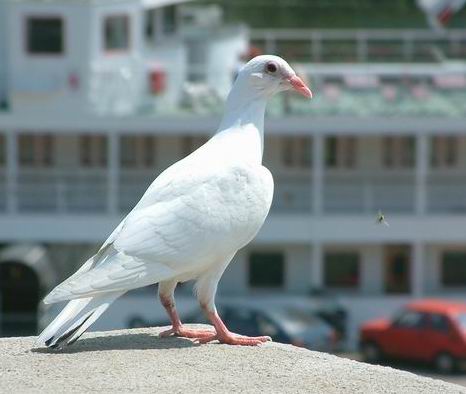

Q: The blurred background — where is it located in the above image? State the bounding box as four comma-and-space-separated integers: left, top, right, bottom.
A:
1, 0, 466, 382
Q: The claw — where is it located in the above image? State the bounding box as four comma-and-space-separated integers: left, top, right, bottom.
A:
159, 327, 176, 337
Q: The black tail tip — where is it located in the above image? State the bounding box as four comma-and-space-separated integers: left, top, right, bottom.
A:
43, 313, 92, 350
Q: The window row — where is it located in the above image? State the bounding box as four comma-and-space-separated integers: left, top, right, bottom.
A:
0, 135, 210, 168
280, 136, 461, 169
26, 15, 132, 54
24, 6, 178, 55
0, 135, 462, 169
248, 250, 466, 290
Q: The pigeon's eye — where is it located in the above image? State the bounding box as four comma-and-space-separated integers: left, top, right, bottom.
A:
265, 62, 278, 74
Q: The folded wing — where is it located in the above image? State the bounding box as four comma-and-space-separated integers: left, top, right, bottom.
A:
44, 158, 244, 303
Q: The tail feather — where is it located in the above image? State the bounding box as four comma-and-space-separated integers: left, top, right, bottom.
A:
64, 300, 114, 347
45, 313, 93, 349
36, 291, 124, 349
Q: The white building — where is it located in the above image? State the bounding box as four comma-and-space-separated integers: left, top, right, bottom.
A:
1, 0, 466, 349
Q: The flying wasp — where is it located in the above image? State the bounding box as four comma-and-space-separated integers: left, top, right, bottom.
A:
375, 210, 389, 227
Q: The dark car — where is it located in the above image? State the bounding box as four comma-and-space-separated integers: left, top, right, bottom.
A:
360, 299, 466, 373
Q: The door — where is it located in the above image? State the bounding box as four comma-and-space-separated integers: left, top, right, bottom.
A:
0, 262, 40, 337
423, 313, 458, 360
384, 310, 430, 360
384, 245, 410, 294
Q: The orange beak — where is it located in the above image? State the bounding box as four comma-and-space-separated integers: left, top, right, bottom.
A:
288, 75, 313, 98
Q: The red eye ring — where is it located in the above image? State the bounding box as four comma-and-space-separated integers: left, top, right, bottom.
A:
265, 62, 278, 73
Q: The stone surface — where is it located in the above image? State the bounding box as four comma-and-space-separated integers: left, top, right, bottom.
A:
1, 325, 465, 394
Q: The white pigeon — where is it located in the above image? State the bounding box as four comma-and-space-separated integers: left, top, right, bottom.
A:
36, 55, 312, 349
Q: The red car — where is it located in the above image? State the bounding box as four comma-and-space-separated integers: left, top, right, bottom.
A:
360, 299, 466, 373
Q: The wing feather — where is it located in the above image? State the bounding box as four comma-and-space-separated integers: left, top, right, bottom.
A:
44, 250, 176, 303
46, 141, 273, 303
112, 168, 238, 265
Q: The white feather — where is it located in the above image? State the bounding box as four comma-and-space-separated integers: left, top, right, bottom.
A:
36, 291, 123, 348
36, 56, 303, 348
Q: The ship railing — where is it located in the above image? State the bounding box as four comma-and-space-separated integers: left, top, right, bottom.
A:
251, 28, 466, 63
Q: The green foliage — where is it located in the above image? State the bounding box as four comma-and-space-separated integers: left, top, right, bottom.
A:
198, 0, 466, 28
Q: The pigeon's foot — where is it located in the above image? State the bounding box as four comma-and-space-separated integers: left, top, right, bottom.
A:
197, 332, 271, 346
198, 309, 272, 346
159, 325, 215, 339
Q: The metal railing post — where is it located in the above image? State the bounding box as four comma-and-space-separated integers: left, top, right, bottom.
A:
356, 32, 368, 62
6, 130, 17, 214
312, 134, 324, 215
311, 32, 322, 62
415, 134, 429, 216
265, 32, 276, 55
107, 132, 120, 215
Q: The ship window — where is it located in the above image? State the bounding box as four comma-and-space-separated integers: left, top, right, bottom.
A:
442, 251, 466, 287
121, 136, 156, 168
281, 137, 311, 168
26, 17, 64, 55
145, 10, 156, 41
325, 136, 356, 168
145, 7, 176, 42
80, 135, 107, 167
182, 136, 208, 157
104, 15, 130, 51
249, 252, 284, 288
324, 252, 360, 288
18, 134, 54, 167
431, 136, 458, 168
384, 245, 411, 294
163, 5, 177, 35
382, 136, 415, 168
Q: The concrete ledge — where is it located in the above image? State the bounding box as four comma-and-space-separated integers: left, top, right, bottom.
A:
1, 325, 465, 393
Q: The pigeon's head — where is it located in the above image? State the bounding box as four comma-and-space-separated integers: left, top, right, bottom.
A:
237, 55, 312, 99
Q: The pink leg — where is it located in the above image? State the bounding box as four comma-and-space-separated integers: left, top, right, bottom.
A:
159, 295, 214, 339
197, 308, 271, 346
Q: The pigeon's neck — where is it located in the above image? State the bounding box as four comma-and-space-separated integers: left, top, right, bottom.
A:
218, 90, 267, 159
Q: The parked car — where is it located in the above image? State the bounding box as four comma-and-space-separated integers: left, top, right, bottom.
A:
360, 299, 466, 373
308, 291, 347, 340
129, 302, 339, 352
